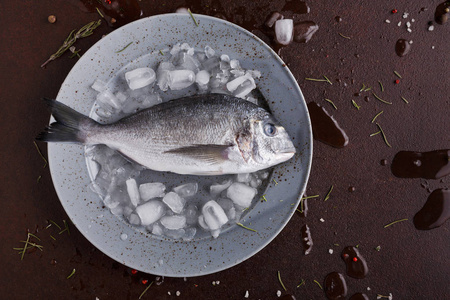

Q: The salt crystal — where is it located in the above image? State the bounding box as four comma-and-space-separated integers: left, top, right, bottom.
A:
428, 25, 434, 31
329, 249, 334, 254
202, 200, 229, 230
407, 28, 412, 33
397, 21, 402, 26
196, 70, 210, 85
162, 192, 186, 214
91, 79, 107, 92
227, 182, 257, 208
431, 46, 435, 49
125, 68, 156, 90
139, 182, 166, 201
406, 21, 411, 27
173, 182, 198, 197
275, 19, 294, 45
367, 287, 371, 291
135, 200, 165, 225
168, 70, 195, 90
402, 12, 409, 19
244, 290, 249, 298
176, 291, 181, 296
277, 290, 281, 297
411, 19, 415, 22
385, 19, 391, 23
320, 218, 325, 222
126, 178, 140, 207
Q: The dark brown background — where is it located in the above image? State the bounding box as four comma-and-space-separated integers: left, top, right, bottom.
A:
1, 1, 449, 299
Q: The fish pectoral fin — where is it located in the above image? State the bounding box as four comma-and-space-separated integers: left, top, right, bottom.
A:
164, 144, 231, 164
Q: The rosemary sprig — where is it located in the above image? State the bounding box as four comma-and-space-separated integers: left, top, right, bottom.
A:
41, 19, 102, 68
375, 245, 381, 251
188, 8, 199, 27
338, 33, 351, 39
376, 123, 392, 147
296, 279, 305, 288
378, 80, 384, 92
37, 175, 42, 183
278, 271, 287, 291
33, 141, 48, 168
261, 195, 268, 202
371, 111, 384, 123
67, 268, 76, 279
313, 280, 323, 290
48, 219, 62, 230
360, 83, 366, 92
15, 233, 43, 260
360, 84, 372, 92
236, 222, 257, 232
59, 220, 70, 235
305, 76, 332, 85
351, 99, 361, 110
272, 178, 278, 185
159, 49, 164, 56
324, 185, 334, 202
393, 71, 402, 78
116, 42, 133, 53
95, 7, 104, 18
384, 218, 408, 228
401, 96, 409, 104
139, 281, 154, 299
370, 131, 381, 137
372, 92, 392, 105
325, 98, 337, 110
301, 195, 320, 200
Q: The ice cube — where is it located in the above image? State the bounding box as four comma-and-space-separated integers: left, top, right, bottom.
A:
220, 54, 230, 62
202, 57, 220, 71
183, 227, 197, 241
168, 70, 195, 90
115, 91, 128, 104
227, 206, 236, 220
140, 94, 162, 110
157, 62, 175, 91
250, 178, 262, 188
204, 46, 216, 58
226, 182, 257, 208
185, 205, 198, 225
209, 180, 232, 197
126, 178, 140, 207
275, 19, 294, 45
110, 206, 123, 216
236, 173, 251, 183
96, 90, 121, 111
128, 213, 141, 225
226, 73, 252, 92
202, 200, 229, 230
173, 182, 198, 197
152, 223, 164, 235
95, 107, 113, 118
197, 215, 209, 230
196, 70, 210, 85
91, 79, 107, 92
234, 77, 256, 98
135, 200, 165, 226
165, 229, 186, 239
160, 215, 186, 230
230, 59, 240, 69
169, 43, 182, 56
162, 192, 186, 214
121, 99, 141, 114
113, 163, 140, 183
139, 182, 166, 201
125, 68, 156, 90
180, 53, 201, 73
175, 7, 189, 14
211, 229, 221, 239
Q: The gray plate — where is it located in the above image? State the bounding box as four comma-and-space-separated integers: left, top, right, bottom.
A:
48, 13, 312, 277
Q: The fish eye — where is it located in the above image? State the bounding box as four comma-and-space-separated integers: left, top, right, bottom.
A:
263, 123, 277, 136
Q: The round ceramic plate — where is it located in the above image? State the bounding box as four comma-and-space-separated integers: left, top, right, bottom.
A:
48, 13, 312, 277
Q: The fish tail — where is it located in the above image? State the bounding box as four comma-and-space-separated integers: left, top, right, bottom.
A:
36, 98, 97, 144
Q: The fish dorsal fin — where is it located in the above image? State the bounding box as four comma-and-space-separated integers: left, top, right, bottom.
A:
164, 144, 231, 164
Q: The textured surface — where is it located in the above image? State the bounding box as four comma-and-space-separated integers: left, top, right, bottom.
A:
0, 0, 449, 299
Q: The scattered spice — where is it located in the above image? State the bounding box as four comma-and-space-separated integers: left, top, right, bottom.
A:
188, 8, 199, 27
384, 218, 408, 228
353, 257, 358, 262
33, 141, 48, 168
338, 33, 351, 39
392, 9, 398, 14
236, 222, 257, 232
372, 92, 392, 105
324, 185, 334, 201
131, 269, 138, 275
378, 80, 384, 92
297, 279, 305, 288
116, 42, 133, 53
305, 76, 332, 85
139, 281, 154, 299
371, 111, 384, 123
48, 15, 57, 24
395, 79, 400, 84
277, 271, 287, 291
67, 268, 76, 279
375, 245, 381, 251
401, 96, 409, 104
351, 99, 361, 110
375, 123, 392, 147
141, 279, 149, 285
325, 98, 337, 110
393, 71, 402, 78
313, 279, 323, 290
41, 19, 102, 68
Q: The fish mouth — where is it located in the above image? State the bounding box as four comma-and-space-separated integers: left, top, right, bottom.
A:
276, 147, 296, 159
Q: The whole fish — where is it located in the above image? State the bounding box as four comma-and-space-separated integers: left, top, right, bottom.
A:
37, 94, 296, 175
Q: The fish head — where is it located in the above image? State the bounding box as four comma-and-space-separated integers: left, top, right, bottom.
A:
245, 114, 296, 167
